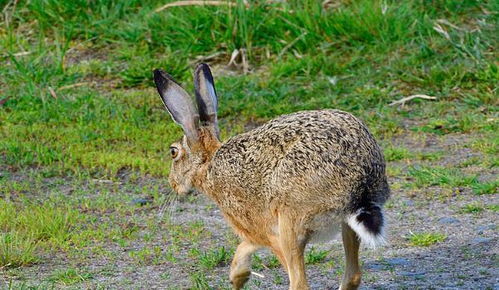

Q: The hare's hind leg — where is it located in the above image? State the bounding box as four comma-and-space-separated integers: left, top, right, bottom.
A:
340, 222, 361, 290
230, 240, 259, 289
275, 211, 309, 290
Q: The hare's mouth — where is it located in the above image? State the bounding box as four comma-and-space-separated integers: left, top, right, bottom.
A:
171, 182, 194, 195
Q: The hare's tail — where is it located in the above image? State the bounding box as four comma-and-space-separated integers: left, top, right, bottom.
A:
346, 203, 386, 248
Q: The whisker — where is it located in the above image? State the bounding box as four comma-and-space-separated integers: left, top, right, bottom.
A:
158, 189, 175, 220
167, 194, 179, 222
157, 196, 168, 218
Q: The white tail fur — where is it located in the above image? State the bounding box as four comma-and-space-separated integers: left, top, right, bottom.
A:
346, 211, 387, 248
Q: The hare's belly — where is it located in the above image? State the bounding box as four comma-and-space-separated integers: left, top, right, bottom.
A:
308, 211, 343, 243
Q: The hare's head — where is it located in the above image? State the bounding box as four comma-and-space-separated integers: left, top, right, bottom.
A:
153, 64, 220, 195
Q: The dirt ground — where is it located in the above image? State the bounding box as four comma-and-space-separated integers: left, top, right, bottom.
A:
1, 133, 497, 289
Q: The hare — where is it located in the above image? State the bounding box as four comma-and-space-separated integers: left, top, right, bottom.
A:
153, 63, 390, 290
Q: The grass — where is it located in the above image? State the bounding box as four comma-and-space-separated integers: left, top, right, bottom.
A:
189, 272, 211, 290
5, 281, 56, 290
195, 246, 231, 269
1, 0, 497, 177
460, 203, 484, 214
408, 232, 447, 247
384, 146, 413, 162
0, 0, 498, 287
384, 146, 444, 162
0, 232, 38, 268
407, 166, 478, 188
468, 135, 499, 155
487, 204, 499, 212
460, 203, 499, 214
129, 246, 164, 265
305, 247, 329, 265
47, 268, 93, 285
0, 199, 85, 268
472, 180, 498, 195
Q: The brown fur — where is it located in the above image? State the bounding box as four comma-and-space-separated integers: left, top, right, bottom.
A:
154, 64, 389, 289
167, 110, 389, 289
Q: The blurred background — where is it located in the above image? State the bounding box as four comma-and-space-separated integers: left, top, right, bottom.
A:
0, 0, 497, 288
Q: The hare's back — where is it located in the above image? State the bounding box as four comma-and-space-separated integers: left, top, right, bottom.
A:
212, 110, 387, 205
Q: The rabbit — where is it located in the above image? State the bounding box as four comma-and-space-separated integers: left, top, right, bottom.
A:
153, 63, 390, 290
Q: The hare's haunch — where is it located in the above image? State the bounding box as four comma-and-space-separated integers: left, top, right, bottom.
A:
153, 64, 390, 290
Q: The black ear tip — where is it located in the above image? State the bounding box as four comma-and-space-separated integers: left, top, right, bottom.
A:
153, 69, 163, 76
153, 69, 167, 88
196, 63, 212, 73
153, 69, 166, 81
195, 63, 214, 84
153, 69, 181, 87
197, 62, 209, 68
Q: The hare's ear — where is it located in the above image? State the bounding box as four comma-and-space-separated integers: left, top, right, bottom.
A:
153, 69, 200, 142
194, 63, 219, 138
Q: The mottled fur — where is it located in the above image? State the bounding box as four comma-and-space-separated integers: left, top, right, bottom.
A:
199, 110, 389, 244
153, 64, 390, 290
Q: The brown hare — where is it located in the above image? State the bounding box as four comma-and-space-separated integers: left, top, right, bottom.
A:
153, 63, 390, 290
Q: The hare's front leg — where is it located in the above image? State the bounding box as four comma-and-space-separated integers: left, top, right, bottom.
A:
339, 222, 361, 290
230, 240, 259, 290
276, 211, 309, 290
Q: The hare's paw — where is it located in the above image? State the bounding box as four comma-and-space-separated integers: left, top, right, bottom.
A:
230, 269, 251, 290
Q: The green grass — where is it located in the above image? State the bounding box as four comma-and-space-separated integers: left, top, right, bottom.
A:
0, 232, 38, 268
190, 246, 231, 270
189, 272, 211, 290
5, 281, 56, 290
305, 247, 329, 265
469, 135, 499, 155
384, 146, 444, 162
416, 151, 445, 162
0, 0, 498, 286
487, 204, 499, 212
408, 232, 447, 247
460, 203, 499, 214
129, 246, 164, 265
1, 0, 497, 177
472, 180, 498, 195
47, 268, 93, 285
460, 203, 484, 214
0, 199, 85, 268
407, 166, 478, 188
384, 146, 413, 162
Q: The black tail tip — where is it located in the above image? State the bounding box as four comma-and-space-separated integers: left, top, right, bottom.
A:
354, 205, 384, 235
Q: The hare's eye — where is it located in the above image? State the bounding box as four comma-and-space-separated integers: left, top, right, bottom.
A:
170, 147, 179, 159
